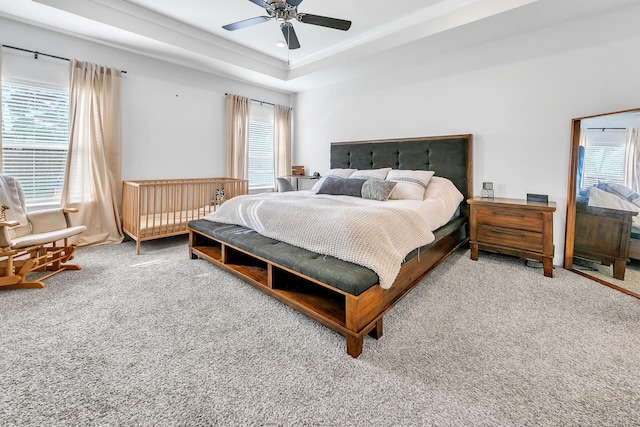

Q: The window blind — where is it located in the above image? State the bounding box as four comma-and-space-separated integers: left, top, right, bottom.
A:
581, 129, 626, 189
1, 82, 69, 205
582, 145, 625, 188
248, 103, 274, 189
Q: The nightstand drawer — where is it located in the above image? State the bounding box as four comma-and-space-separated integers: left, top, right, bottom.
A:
475, 206, 543, 232
477, 224, 543, 252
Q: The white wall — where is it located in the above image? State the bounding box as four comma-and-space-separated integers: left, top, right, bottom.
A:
293, 6, 640, 265
0, 17, 293, 181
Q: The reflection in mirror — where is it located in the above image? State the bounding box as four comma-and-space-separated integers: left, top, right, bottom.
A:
565, 109, 640, 298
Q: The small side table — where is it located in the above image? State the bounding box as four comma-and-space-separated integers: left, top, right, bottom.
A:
468, 197, 556, 277
281, 175, 319, 190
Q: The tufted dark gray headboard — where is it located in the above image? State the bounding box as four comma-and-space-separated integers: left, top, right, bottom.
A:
330, 134, 473, 201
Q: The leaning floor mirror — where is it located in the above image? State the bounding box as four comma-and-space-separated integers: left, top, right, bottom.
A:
564, 107, 640, 299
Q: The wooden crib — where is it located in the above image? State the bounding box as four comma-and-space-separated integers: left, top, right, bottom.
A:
122, 178, 248, 254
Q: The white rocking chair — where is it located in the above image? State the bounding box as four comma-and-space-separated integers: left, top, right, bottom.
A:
0, 175, 87, 289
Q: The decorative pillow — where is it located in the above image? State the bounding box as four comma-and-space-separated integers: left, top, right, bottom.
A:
349, 168, 391, 181
361, 180, 397, 201
311, 168, 357, 191
424, 175, 463, 198
597, 182, 640, 206
422, 177, 464, 216
317, 176, 366, 197
386, 170, 435, 200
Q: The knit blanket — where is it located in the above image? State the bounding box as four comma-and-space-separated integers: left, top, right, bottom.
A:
203, 192, 435, 289
0, 175, 31, 240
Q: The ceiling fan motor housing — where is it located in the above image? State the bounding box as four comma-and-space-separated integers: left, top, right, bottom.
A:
269, 1, 297, 22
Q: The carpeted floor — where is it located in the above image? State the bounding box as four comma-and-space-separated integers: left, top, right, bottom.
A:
1, 236, 639, 426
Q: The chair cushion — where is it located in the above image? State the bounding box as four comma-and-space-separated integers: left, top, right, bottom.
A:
27, 209, 69, 234
11, 225, 87, 249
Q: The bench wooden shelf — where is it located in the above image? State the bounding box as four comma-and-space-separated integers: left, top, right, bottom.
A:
190, 230, 350, 333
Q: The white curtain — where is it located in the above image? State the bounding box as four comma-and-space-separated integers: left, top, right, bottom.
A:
62, 60, 123, 246
624, 127, 640, 193
274, 104, 292, 182
225, 94, 250, 179
579, 129, 587, 148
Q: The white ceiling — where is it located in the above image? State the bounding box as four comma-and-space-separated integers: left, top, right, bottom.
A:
0, 0, 637, 92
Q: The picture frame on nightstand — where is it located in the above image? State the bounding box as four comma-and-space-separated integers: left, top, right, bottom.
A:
482, 182, 494, 199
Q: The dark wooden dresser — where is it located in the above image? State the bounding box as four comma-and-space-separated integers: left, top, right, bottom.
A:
573, 203, 636, 280
468, 197, 557, 277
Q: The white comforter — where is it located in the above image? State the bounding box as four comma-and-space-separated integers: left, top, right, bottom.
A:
203, 190, 458, 289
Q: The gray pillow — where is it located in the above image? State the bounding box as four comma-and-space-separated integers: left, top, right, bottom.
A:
362, 179, 397, 201
317, 176, 397, 201
317, 176, 366, 197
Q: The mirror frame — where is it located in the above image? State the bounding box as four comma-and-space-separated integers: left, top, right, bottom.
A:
564, 107, 640, 299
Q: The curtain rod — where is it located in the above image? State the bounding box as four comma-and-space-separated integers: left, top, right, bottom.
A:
224, 93, 276, 107
586, 127, 626, 130
1, 44, 127, 74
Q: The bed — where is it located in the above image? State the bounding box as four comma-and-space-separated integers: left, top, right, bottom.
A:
187, 135, 472, 357
122, 178, 248, 254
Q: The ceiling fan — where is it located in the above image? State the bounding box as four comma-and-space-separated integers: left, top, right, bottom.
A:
222, 0, 352, 50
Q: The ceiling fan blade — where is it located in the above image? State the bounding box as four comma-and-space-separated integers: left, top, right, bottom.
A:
249, 0, 271, 9
286, 0, 304, 6
297, 13, 351, 31
280, 23, 300, 49
223, 16, 271, 31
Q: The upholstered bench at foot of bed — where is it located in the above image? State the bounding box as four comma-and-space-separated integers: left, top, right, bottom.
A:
188, 216, 466, 296
188, 219, 379, 295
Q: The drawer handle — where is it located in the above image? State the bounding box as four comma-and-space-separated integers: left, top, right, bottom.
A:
491, 229, 525, 237
492, 211, 525, 217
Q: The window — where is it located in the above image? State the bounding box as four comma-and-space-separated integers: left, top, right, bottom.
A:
248, 102, 275, 190
1, 81, 69, 205
581, 129, 626, 189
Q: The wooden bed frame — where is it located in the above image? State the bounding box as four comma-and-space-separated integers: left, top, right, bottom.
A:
188, 135, 473, 357
122, 178, 247, 254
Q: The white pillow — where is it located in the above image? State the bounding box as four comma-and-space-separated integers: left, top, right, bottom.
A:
386, 169, 435, 200
349, 168, 391, 181
423, 176, 464, 208
311, 168, 357, 191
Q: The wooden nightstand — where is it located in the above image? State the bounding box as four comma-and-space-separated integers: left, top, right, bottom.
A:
468, 197, 557, 277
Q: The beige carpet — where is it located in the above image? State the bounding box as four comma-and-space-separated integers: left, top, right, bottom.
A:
1, 237, 639, 426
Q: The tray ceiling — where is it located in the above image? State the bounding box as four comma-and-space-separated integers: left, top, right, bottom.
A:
0, 0, 637, 92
